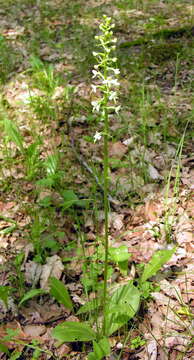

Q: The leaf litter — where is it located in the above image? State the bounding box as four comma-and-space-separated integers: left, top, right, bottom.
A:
0, 0, 193, 359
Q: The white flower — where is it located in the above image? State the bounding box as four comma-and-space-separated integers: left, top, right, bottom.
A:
91, 100, 101, 112
112, 38, 117, 43
113, 68, 120, 75
109, 91, 118, 101
115, 105, 121, 114
91, 84, 97, 93
92, 69, 98, 78
94, 131, 102, 142
102, 77, 120, 87
112, 57, 117, 62
92, 51, 98, 56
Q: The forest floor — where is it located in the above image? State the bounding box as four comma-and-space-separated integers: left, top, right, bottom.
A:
0, 0, 193, 359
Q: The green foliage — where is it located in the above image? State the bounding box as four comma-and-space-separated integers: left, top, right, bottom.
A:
3, 117, 24, 154
30, 55, 58, 94
0, 286, 13, 307
109, 245, 131, 275
49, 277, 73, 310
19, 289, 46, 307
77, 297, 101, 315
25, 140, 41, 180
106, 281, 140, 335
52, 321, 96, 342
0, 3, 191, 359
130, 336, 146, 349
88, 337, 110, 360
140, 247, 176, 284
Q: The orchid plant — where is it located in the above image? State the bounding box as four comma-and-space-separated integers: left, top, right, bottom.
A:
91, 15, 120, 335
50, 17, 175, 359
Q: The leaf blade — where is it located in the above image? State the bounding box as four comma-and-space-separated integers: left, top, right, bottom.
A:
52, 321, 96, 342
49, 277, 73, 310
106, 281, 140, 335
19, 289, 46, 307
140, 247, 176, 284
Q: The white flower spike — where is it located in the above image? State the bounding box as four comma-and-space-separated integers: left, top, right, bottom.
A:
94, 131, 102, 142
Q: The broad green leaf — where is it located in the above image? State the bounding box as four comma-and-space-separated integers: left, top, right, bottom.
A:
140, 247, 176, 284
109, 245, 131, 263
52, 321, 96, 342
77, 298, 101, 315
19, 289, 46, 307
87, 352, 96, 360
93, 337, 110, 359
106, 282, 140, 335
49, 277, 73, 310
117, 260, 129, 275
0, 343, 9, 354
62, 190, 79, 210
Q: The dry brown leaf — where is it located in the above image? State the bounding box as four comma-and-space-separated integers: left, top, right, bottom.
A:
175, 213, 193, 244
25, 261, 42, 286
111, 213, 124, 231
165, 335, 190, 352
151, 292, 177, 308
147, 340, 157, 360
40, 255, 64, 290
159, 279, 182, 303
148, 164, 163, 180
145, 199, 163, 221
23, 325, 46, 337
109, 141, 128, 159
54, 343, 71, 359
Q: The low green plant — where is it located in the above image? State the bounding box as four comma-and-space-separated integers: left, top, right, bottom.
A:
0, 104, 42, 181
130, 335, 146, 350
163, 125, 188, 242
29, 55, 58, 95
28, 55, 60, 122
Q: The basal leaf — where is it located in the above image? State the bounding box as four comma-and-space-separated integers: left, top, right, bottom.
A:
62, 190, 79, 210
19, 289, 46, 307
77, 298, 100, 315
52, 321, 96, 342
49, 277, 73, 310
140, 247, 176, 284
106, 281, 140, 335
93, 337, 110, 359
109, 245, 131, 263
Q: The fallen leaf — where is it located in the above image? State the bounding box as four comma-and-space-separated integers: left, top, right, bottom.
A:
109, 141, 128, 159
147, 340, 157, 360
23, 325, 46, 337
148, 164, 162, 180
40, 255, 64, 290
25, 261, 42, 286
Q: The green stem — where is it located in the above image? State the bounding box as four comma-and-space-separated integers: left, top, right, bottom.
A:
102, 105, 109, 336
